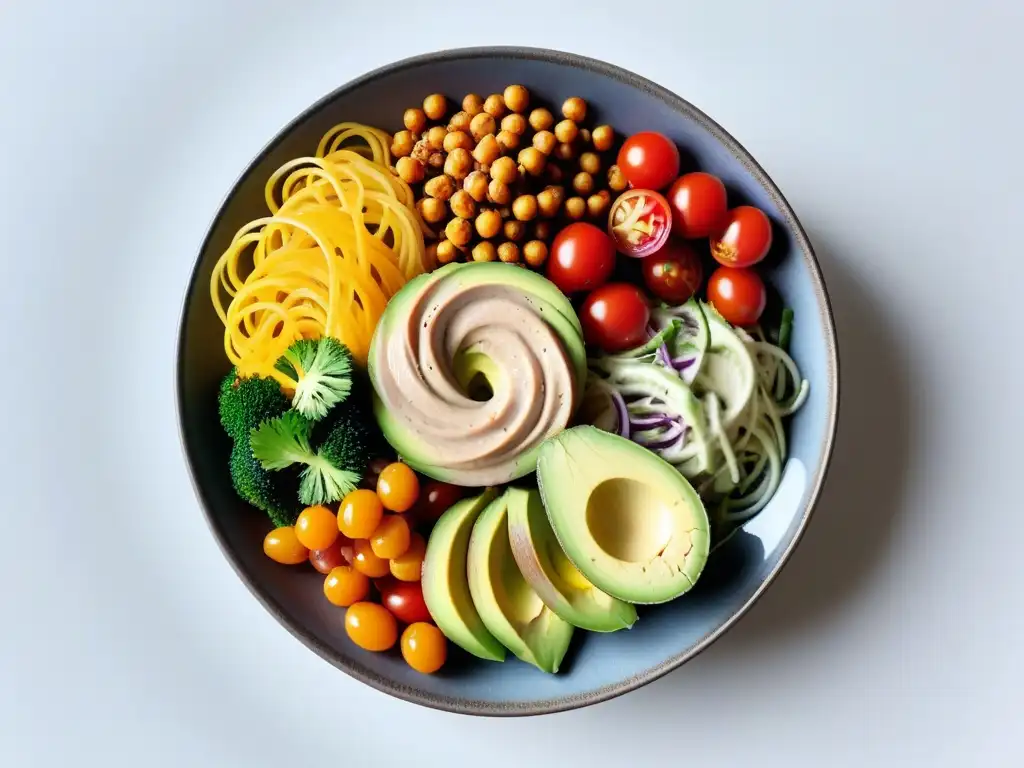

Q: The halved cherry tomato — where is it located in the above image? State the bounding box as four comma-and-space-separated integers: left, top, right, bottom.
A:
667, 172, 728, 239
641, 241, 704, 304
380, 580, 432, 624
607, 190, 671, 258
546, 222, 616, 294
616, 132, 680, 191
345, 602, 398, 652
417, 481, 464, 522
710, 206, 773, 267
401, 623, 447, 674
580, 283, 650, 353
707, 266, 767, 326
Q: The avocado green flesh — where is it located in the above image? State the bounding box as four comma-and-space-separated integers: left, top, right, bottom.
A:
537, 426, 711, 605
467, 491, 574, 674
507, 488, 637, 633
421, 490, 506, 661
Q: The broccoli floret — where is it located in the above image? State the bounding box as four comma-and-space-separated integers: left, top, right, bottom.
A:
229, 439, 302, 528
218, 368, 290, 440
275, 337, 353, 421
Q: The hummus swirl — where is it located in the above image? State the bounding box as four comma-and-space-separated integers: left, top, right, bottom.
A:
369, 263, 586, 486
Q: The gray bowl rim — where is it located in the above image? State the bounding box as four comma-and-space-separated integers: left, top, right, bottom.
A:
175, 45, 840, 717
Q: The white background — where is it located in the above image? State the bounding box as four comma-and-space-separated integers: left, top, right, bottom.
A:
2, 1, 1021, 765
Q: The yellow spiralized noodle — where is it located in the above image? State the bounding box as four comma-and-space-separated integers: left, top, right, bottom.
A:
209, 122, 432, 384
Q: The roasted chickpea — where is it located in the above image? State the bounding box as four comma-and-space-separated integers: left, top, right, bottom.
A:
607, 164, 628, 192
396, 156, 425, 184
423, 93, 447, 121
587, 190, 612, 218
475, 209, 502, 239
449, 189, 476, 220
445, 217, 472, 247
472, 241, 498, 262
579, 151, 601, 175
497, 242, 520, 264
503, 85, 529, 113
404, 108, 427, 134
533, 220, 553, 241
490, 156, 518, 185
592, 124, 615, 152
463, 170, 489, 202
391, 130, 415, 158
487, 178, 511, 205
426, 125, 448, 151
562, 96, 587, 122
503, 219, 526, 242
444, 148, 473, 181
473, 134, 500, 166
512, 194, 538, 221
462, 93, 484, 116
545, 164, 564, 184
523, 240, 548, 267
536, 186, 564, 218
500, 113, 527, 136
579, 127, 592, 144
495, 130, 520, 152
518, 147, 546, 176
554, 142, 577, 161
447, 111, 472, 133
469, 113, 497, 142
424, 174, 455, 201
417, 196, 447, 224
436, 239, 459, 264
565, 196, 586, 220
554, 119, 578, 144
532, 130, 556, 156
427, 151, 445, 169
572, 171, 594, 195
483, 93, 506, 118
443, 132, 471, 155
528, 108, 554, 132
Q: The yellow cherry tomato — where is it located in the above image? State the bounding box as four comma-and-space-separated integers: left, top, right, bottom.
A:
345, 602, 398, 652
323, 566, 369, 607
401, 622, 447, 673
294, 505, 339, 551
351, 539, 390, 578
338, 489, 384, 539
370, 515, 411, 560
263, 526, 308, 565
389, 533, 426, 581
377, 462, 420, 512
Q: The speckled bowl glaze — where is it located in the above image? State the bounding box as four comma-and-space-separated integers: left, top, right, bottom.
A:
177, 47, 839, 716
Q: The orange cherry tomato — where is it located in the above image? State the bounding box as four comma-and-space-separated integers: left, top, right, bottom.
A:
338, 489, 384, 539
389, 533, 426, 581
323, 565, 370, 607
377, 462, 420, 512
351, 539, 391, 578
294, 505, 339, 551
308, 534, 353, 574
370, 515, 411, 559
345, 602, 398, 652
263, 526, 308, 565
401, 622, 447, 673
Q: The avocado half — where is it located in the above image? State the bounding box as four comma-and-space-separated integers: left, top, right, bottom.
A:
467, 490, 574, 674
507, 488, 637, 632
536, 426, 711, 605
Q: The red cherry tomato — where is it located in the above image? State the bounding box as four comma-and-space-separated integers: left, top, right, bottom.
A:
380, 580, 432, 624
642, 241, 704, 304
418, 481, 464, 522
309, 534, 354, 574
547, 222, 616, 294
607, 190, 672, 258
667, 172, 728, 239
710, 206, 773, 267
580, 283, 651, 352
616, 132, 680, 191
707, 266, 767, 326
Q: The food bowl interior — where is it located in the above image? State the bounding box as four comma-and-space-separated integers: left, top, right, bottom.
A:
178, 50, 836, 715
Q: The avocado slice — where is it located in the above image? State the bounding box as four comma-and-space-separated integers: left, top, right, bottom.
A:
467, 490, 574, 674
536, 426, 710, 605
507, 487, 637, 633
421, 489, 506, 662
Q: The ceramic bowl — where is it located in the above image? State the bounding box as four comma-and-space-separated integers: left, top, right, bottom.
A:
177, 46, 839, 716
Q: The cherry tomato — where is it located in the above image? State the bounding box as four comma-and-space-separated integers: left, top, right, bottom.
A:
351, 539, 391, 578
370, 514, 411, 559
580, 283, 651, 353
707, 266, 767, 326
667, 172, 728, 239
710, 206, 773, 267
607, 190, 671, 258
617, 132, 680, 191
345, 602, 398, 652
401, 623, 447, 674
380, 580, 432, 624
417, 481, 464, 522
377, 462, 420, 512
323, 565, 370, 607
263, 526, 308, 565
641, 241, 704, 304
546, 222, 616, 294
390, 533, 426, 582
338, 489, 384, 539
294, 505, 338, 551
309, 534, 353, 574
